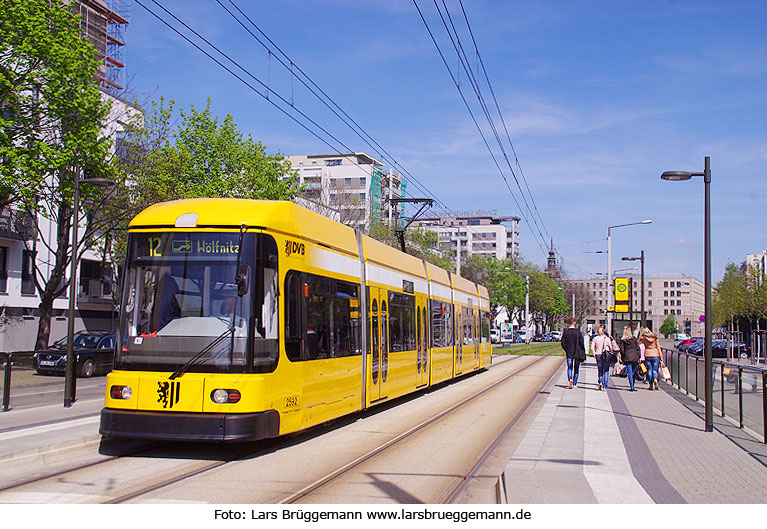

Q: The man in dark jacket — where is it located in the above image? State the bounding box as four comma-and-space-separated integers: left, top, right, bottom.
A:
561, 318, 586, 389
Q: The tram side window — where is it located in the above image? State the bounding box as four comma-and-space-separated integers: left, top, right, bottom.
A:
284, 271, 361, 361
480, 310, 490, 343
388, 292, 415, 352
430, 300, 453, 347
462, 307, 473, 345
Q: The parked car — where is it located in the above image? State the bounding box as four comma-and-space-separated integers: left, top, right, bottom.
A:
533, 334, 545, 342
33, 331, 116, 377
490, 328, 500, 344
688, 339, 751, 359
550, 330, 562, 341
677, 337, 703, 352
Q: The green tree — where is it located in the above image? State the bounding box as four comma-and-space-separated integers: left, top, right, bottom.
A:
713, 262, 746, 330
115, 97, 300, 212
461, 255, 525, 320
1, 0, 117, 349
659, 314, 677, 337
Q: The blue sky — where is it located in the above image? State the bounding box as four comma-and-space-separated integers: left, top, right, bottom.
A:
122, 0, 767, 282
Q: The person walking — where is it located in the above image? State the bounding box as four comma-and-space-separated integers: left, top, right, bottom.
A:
591, 324, 612, 390
619, 325, 641, 391
561, 318, 586, 389
639, 327, 663, 390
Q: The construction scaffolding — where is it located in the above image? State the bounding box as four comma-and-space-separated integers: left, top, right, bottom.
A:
72, 0, 130, 94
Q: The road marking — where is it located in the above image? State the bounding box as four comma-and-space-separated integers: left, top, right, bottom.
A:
0, 416, 99, 442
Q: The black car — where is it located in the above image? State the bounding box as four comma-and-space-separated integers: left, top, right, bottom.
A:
34, 332, 116, 377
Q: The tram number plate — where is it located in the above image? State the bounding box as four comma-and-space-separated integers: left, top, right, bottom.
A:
284, 395, 300, 408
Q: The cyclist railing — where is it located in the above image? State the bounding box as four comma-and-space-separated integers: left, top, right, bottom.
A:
662, 347, 767, 443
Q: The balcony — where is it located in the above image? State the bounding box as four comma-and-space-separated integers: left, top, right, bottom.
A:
0, 208, 35, 241
77, 277, 114, 306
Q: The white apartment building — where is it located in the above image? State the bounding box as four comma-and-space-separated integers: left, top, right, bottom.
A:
413, 210, 521, 262
567, 274, 705, 336
746, 249, 767, 278
286, 153, 405, 232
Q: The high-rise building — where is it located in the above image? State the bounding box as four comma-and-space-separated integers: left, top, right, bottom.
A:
286, 153, 405, 232
413, 210, 521, 262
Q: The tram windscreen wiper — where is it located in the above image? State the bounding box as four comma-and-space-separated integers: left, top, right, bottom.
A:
168, 325, 234, 380
169, 224, 248, 381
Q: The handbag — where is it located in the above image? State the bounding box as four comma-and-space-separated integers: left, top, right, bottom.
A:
660, 365, 671, 380
600, 336, 616, 363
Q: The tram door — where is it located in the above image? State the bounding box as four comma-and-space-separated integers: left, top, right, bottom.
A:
369, 287, 390, 402
474, 310, 480, 367
416, 298, 429, 387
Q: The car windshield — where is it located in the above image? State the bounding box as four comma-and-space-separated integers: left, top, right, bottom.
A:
115, 231, 279, 374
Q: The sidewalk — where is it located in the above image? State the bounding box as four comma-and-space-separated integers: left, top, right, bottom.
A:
503, 360, 767, 503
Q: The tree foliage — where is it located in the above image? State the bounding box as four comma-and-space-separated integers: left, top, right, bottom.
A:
659, 313, 677, 337
0, 0, 112, 208
115, 97, 300, 212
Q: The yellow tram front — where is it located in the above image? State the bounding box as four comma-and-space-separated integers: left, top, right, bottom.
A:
100, 202, 283, 441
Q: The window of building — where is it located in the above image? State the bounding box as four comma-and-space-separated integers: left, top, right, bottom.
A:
467, 219, 480, 225
360, 177, 366, 186
664, 309, 668, 315
648, 300, 652, 306
325, 159, 342, 166
670, 291, 674, 297
648, 281, 652, 288
664, 281, 668, 287
21, 249, 35, 295
677, 291, 681, 297
664, 300, 668, 306
0, 246, 7, 293
664, 291, 668, 297
359, 193, 366, 200
677, 300, 681, 306
648, 291, 652, 297
345, 178, 351, 186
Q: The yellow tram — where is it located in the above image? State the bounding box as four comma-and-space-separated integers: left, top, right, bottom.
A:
100, 199, 492, 441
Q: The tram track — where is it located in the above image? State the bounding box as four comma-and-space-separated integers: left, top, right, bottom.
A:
276, 354, 557, 504
0, 353, 539, 504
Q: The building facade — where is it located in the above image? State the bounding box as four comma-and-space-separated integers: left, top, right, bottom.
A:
566, 274, 705, 336
413, 210, 521, 263
286, 153, 405, 232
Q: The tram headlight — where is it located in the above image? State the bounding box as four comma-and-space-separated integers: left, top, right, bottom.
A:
211, 389, 241, 404
110, 385, 132, 400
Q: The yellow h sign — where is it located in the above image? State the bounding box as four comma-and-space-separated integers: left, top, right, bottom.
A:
614, 278, 630, 302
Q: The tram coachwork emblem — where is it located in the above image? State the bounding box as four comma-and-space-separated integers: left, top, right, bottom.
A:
284, 239, 305, 258
157, 381, 181, 409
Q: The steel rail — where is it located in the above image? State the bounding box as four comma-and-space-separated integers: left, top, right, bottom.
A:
437, 358, 562, 503
277, 354, 551, 504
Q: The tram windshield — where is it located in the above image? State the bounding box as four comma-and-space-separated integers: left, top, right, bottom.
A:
115, 231, 279, 373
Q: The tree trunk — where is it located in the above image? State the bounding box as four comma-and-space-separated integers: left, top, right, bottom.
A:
34, 201, 72, 350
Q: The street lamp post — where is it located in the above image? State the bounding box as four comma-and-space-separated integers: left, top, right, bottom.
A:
661, 156, 712, 432
622, 250, 645, 328
64, 175, 114, 408
607, 220, 652, 337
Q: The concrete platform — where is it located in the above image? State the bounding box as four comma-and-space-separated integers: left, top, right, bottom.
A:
503, 360, 767, 503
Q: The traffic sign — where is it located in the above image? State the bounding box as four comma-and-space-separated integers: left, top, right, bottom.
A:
699, 315, 705, 323
615, 278, 630, 302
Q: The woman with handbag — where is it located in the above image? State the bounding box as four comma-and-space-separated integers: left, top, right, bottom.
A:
591, 324, 612, 390
639, 327, 663, 390
619, 325, 641, 391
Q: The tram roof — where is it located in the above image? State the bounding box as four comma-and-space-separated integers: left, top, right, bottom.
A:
129, 199, 359, 255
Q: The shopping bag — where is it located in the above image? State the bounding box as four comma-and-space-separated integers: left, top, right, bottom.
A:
660, 365, 671, 380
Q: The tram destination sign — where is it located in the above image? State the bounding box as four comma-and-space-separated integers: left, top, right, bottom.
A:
134, 233, 241, 259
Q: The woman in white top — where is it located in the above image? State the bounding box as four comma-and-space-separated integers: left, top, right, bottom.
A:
591, 324, 612, 390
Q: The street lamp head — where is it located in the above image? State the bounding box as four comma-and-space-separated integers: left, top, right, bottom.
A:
661, 171, 692, 181
641, 219, 652, 224
621, 257, 639, 261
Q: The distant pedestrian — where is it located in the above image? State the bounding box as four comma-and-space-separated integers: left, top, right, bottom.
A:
561, 318, 586, 389
619, 325, 641, 391
591, 324, 612, 390
639, 327, 663, 390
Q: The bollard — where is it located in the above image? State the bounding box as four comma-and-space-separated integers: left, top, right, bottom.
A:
2, 353, 11, 412
738, 366, 743, 429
